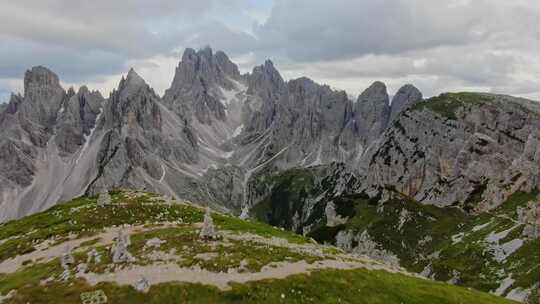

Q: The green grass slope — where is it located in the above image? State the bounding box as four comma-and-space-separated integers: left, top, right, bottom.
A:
0, 190, 517, 304
305, 190, 540, 301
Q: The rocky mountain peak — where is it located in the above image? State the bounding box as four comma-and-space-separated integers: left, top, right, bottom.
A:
353, 81, 391, 144
247, 59, 285, 101
116, 68, 150, 99
4, 93, 23, 115
389, 84, 423, 122
24, 66, 63, 102
126, 68, 145, 86
358, 81, 389, 105
167, 47, 240, 97
214, 50, 240, 79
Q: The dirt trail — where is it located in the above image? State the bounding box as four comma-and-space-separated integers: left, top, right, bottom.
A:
0, 223, 177, 274
1, 221, 414, 291
78, 259, 395, 291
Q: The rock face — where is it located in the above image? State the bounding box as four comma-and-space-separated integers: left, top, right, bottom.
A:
518, 198, 540, 239
389, 84, 423, 122
325, 201, 348, 227
0, 66, 96, 221
353, 81, 390, 145
359, 93, 540, 211
2, 47, 540, 225
55, 86, 103, 155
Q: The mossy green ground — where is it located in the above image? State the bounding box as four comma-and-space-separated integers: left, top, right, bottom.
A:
410, 92, 537, 120
4, 268, 515, 304
0, 190, 518, 303
306, 190, 540, 297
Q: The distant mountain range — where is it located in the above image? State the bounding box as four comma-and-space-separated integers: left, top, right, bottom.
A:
2, 46, 539, 223
2, 46, 540, 301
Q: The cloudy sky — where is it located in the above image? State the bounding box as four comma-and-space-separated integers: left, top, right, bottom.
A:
1, 0, 540, 103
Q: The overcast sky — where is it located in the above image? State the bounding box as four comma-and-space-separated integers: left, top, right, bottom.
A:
2, 0, 540, 103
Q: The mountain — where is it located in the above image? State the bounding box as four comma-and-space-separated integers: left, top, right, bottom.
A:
1, 47, 540, 302
0, 190, 516, 304
0, 47, 423, 222
245, 93, 540, 302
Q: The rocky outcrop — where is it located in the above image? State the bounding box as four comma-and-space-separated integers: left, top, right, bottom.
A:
360, 93, 540, 210
55, 86, 103, 155
518, 198, 540, 239
389, 84, 423, 122
353, 81, 390, 145
163, 47, 239, 124
325, 201, 348, 227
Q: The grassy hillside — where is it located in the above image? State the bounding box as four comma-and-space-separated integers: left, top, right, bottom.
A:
0, 190, 517, 304
305, 190, 540, 301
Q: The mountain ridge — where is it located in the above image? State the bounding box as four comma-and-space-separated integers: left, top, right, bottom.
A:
0, 46, 428, 223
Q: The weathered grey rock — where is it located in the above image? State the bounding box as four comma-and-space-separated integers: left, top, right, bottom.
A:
61, 245, 75, 269
86, 249, 101, 264
163, 47, 237, 124
134, 276, 150, 292
55, 86, 103, 155
518, 199, 540, 239
96, 190, 111, 207
353, 81, 390, 145
336, 229, 354, 252
389, 84, 423, 122
359, 93, 540, 210
325, 201, 347, 227
145, 237, 165, 248
352, 230, 400, 267
112, 229, 135, 263
337, 229, 399, 265
199, 207, 218, 240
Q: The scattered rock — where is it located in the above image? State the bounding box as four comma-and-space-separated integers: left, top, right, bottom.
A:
336, 230, 354, 252
134, 276, 150, 293
194, 252, 219, 261
518, 199, 540, 239
336, 229, 400, 267
77, 263, 88, 274
145, 237, 165, 248
61, 245, 75, 269
112, 229, 135, 263
397, 208, 411, 232
239, 205, 250, 220
87, 248, 101, 264
97, 190, 112, 207
59, 268, 71, 282
325, 201, 347, 227
447, 270, 461, 285
199, 207, 219, 240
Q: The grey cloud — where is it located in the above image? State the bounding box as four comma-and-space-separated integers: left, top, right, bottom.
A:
171, 21, 258, 57
1, 0, 540, 101
0, 0, 256, 86
0, 36, 127, 82
0, 1, 214, 57
253, 0, 501, 61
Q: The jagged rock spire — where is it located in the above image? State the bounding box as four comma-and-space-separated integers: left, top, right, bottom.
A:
354, 81, 390, 143
24, 66, 63, 101
247, 59, 285, 101
389, 84, 423, 122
